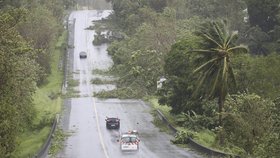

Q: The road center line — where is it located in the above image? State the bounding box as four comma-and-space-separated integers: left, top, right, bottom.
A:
93, 97, 110, 158
86, 11, 109, 158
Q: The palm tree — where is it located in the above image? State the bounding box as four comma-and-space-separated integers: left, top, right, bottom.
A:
190, 20, 248, 128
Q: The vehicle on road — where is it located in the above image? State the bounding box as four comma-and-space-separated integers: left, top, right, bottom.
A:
79, 51, 87, 58
118, 132, 140, 151
105, 117, 120, 129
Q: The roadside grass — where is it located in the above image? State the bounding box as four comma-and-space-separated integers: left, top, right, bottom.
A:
12, 31, 66, 158
145, 96, 177, 126
147, 96, 243, 155
146, 96, 218, 149
13, 127, 51, 158
195, 129, 216, 147
48, 128, 70, 157
151, 113, 173, 134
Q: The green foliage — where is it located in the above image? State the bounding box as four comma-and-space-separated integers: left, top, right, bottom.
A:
233, 53, 280, 99
176, 110, 217, 131
92, 69, 112, 75
171, 130, 195, 144
17, 5, 61, 85
239, 26, 272, 55
118, 49, 164, 95
0, 0, 67, 156
108, 0, 149, 33
64, 75, 80, 98
176, 16, 205, 40
67, 78, 79, 87
94, 87, 142, 99
18, 6, 59, 50
158, 37, 202, 114
189, 20, 248, 132
0, 9, 39, 156
39, 0, 65, 22
251, 97, 280, 157
191, 20, 248, 99
49, 128, 68, 157
108, 8, 178, 98
223, 93, 276, 155
105, 0, 280, 155
91, 78, 105, 84
238, 0, 280, 55
171, 0, 246, 30
194, 129, 216, 148
174, 99, 218, 131
91, 78, 114, 85
92, 32, 110, 45
11, 31, 65, 158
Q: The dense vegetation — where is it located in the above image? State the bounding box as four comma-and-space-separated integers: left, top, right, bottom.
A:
98, 0, 280, 157
0, 0, 75, 157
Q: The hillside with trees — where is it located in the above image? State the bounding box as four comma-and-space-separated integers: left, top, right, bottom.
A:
96, 0, 280, 157
0, 0, 75, 157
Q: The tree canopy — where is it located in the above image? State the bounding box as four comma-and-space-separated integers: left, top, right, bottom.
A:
104, 0, 280, 156
0, 9, 39, 156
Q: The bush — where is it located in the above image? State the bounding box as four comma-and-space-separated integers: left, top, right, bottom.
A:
176, 111, 217, 131
223, 93, 275, 155
171, 130, 195, 144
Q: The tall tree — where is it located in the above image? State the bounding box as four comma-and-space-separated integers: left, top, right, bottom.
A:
0, 9, 39, 156
17, 5, 59, 84
190, 21, 248, 129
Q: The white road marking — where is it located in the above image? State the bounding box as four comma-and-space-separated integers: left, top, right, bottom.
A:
93, 97, 110, 158
85, 11, 109, 158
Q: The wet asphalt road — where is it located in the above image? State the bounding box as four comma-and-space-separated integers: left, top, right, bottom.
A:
58, 10, 204, 158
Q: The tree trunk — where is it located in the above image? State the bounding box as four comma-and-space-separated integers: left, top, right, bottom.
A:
218, 96, 224, 145
218, 96, 223, 126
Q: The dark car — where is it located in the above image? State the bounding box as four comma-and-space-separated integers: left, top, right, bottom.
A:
79, 51, 87, 58
105, 117, 120, 129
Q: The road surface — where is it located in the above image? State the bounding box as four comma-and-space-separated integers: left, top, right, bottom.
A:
58, 10, 204, 158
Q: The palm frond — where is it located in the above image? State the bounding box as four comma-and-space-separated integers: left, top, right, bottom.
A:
220, 57, 229, 99
192, 72, 208, 98
192, 61, 216, 98
193, 57, 218, 74
212, 21, 225, 46
225, 31, 238, 48
211, 48, 228, 54
209, 65, 222, 97
202, 33, 223, 48
190, 49, 217, 54
221, 57, 228, 86
228, 45, 248, 54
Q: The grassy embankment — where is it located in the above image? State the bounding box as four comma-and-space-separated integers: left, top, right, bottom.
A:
12, 31, 66, 158
146, 97, 216, 148
147, 96, 243, 155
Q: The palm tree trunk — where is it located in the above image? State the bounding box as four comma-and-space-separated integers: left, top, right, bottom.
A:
218, 96, 224, 145
218, 96, 223, 126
